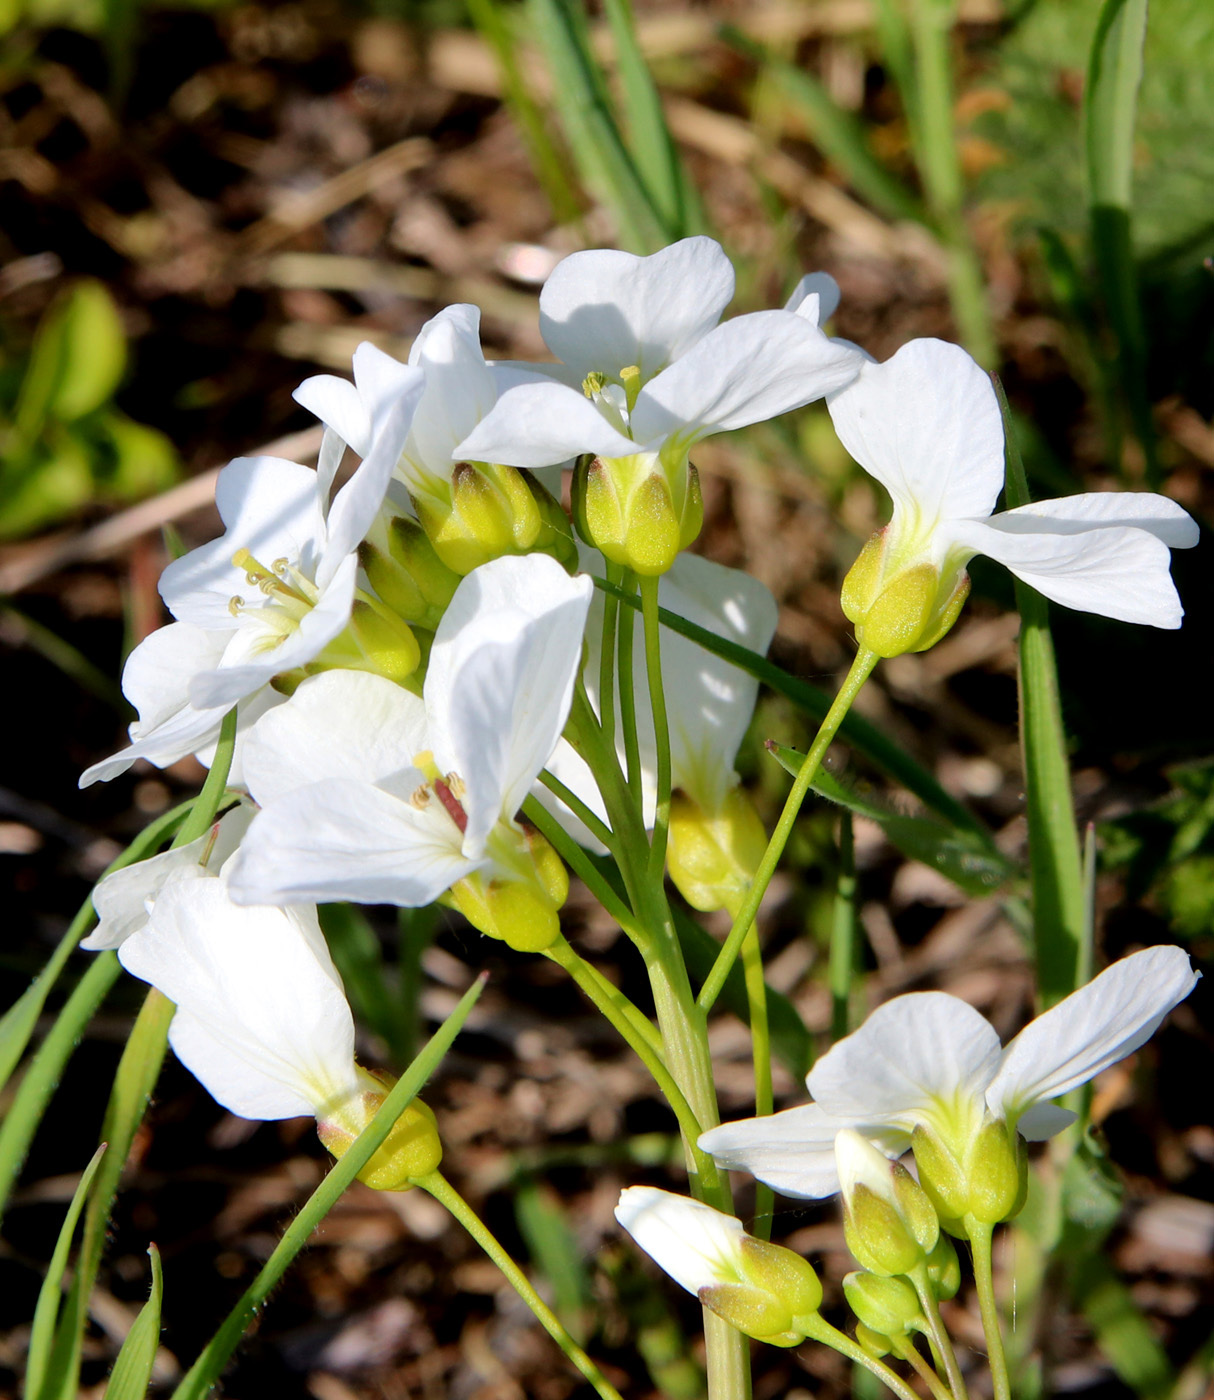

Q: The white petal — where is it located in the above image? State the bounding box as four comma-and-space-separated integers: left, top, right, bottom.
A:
160, 457, 325, 625
242, 670, 428, 807
404, 306, 500, 482
806, 991, 1002, 1127
540, 238, 735, 383
187, 553, 359, 710
226, 778, 475, 908
827, 338, 1005, 528
85, 838, 209, 951
1016, 1102, 1077, 1141
118, 879, 359, 1121
295, 374, 370, 457
946, 517, 1184, 627
992, 492, 1199, 549
699, 1104, 909, 1200
426, 555, 593, 857
354, 339, 421, 418
630, 310, 864, 448
985, 946, 1199, 1124
194, 685, 286, 790
784, 272, 841, 326
835, 1127, 903, 1208
455, 381, 638, 469
79, 624, 230, 786
615, 1186, 745, 1294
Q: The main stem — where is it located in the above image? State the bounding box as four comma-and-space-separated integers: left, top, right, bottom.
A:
969, 1221, 1011, 1400
419, 1170, 625, 1400
700, 647, 879, 1012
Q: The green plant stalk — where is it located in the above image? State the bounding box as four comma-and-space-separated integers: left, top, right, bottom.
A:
599, 561, 622, 751
893, 1336, 955, 1400
801, 1315, 925, 1400
829, 810, 858, 1041
418, 1170, 624, 1400
543, 934, 672, 1069
101, 1244, 163, 1400
997, 380, 1086, 1004
171, 974, 487, 1400
738, 923, 774, 1241
968, 1220, 1011, 1400
522, 794, 639, 940
537, 765, 617, 854
909, 1264, 969, 1400
25, 1145, 106, 1400
699, 647, 879, 1012
640, 575, 672, 879
0, 953, 121, 1224
905, 0, 995, 367
616, 573, 644, 802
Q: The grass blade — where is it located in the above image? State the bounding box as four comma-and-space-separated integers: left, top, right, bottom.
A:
528, 0, 668, 250
24, 1145, 107, 1400
102, 1245, 164, 1400
722, 27, 925, 227
1085, 0, 1157, 484
170, 973, 487, 1400
514, 1176, 593, 1343
998, 380, 1086, 1004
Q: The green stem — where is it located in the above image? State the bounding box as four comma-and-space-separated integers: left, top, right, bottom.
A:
418, 1170, 625, 1400
522, 796, 640, 940
598, 561, 621, 751
906, 0, 995, 367
738, 919, 774, 1241
803, 1315, 925, 1400
699, 648, 879, 1012
537, 765, 617, 854
829, 810, 858, 1041
910, 1264, 970, 1400
968, 1220, 1011, 1400
640, 574, 672, 879
615, 572, 643, 801
894, 1335, 955, 1400
173, 709, 240, 846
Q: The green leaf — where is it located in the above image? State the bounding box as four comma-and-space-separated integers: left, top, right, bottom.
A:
15, 281, 126, 434
767, 741, 1017, 898
97, 412, 179, 502
527, 0, 669, 250
1071, 1255, 1174, 1400
102, 1245, 164, 1400
998, 381, 1086, 1004
0, 438, 95, 540
170, 974, 487, 1400
514, 1177, 593, 1342
24, 1145, 107, 1400
592, 574, 991, 841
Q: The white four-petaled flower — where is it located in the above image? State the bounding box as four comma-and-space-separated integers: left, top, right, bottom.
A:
700, 946, 1199, 1199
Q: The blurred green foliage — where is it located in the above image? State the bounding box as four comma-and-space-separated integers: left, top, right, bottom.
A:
0, 280, 177, 540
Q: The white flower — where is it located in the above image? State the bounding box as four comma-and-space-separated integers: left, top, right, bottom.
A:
454, 237, 864, 471
699, 945, 1198, 1199
829, 339, 1198, 647
83, 803, 253, 951
118, 874, 362, 1123
226, 553, 593, 911
79, 412, 423, 786
539, 549, 778, 848
615, 1186, 750, 1296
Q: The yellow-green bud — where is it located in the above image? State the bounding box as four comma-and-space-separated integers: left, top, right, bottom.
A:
359, 515, 461, 629
317, 1081, 442, 1191
855, 1323, 895, 1359
843, 1272, 923, 1339
739, 1235, 824, 1321
925, 1233, 961, 1300
910, 1123, 969, 1234
445, 823, 568, 953
667, 788, 768, 914
837, 1130, 939, 1277
841, 528, 971, 658
415, 462, 576, 576
571, 453, 702, 576
310, 598, 421, 686
698, 1283, 802, 1347
966, 1120, 1028, 1226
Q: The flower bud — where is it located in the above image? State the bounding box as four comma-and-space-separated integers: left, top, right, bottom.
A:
667, 788, 768, 915
311, 597, 421, 685
843, 1272, 923, 1339
739, 1234, 824, 1321
966, 1120, 1027, 1226
360, 514, 461, 630
841, 528, 970, 658
446, 823, 568, 953
837, 1129, 939, 1277
855, 1323, 895, 1359
925, 1232, 961, 1300
415, 461, 576, 576
571, 452, 702, 577
317, 1077, 442, 1191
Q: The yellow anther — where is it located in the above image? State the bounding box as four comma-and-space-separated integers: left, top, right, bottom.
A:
409, 785, 432, 810
228, 596, 244, 616
272, 557, 289, 574
582, 371, 607, 398
445, 772, 467, 800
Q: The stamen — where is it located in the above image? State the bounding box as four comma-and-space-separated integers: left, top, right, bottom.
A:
445, 772, 467, 801
409, 785, 432, 810
582, 371, 606, 399
228, 596, 244, 616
